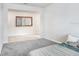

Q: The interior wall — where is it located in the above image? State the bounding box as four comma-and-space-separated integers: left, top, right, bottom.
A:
0, 3, 9, 54
0, 4, 3, 53
2, 4, 8, 43
40, 9, 46, 37
43, 3, 79, 43
8, 10, 41, 36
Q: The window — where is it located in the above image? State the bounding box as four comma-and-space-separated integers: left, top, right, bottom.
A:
16, 16, 33, 27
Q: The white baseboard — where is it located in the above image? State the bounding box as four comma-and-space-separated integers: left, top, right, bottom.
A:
50, 39, 62, 44
43, 36, 62, 44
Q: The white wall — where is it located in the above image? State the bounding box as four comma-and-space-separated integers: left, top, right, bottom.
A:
43, 3, 79, 43
0, 3, 8, 54
8, 10, 41, 36
2, 4, 8, 43
40, 8, 46, 37
0, 4, 3, 53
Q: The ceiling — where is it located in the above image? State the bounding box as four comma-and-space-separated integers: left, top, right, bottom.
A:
23, 3, 51, 8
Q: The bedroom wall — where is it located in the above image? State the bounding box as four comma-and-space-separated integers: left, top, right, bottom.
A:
2, 4, 8, 43
43, 3, 79, 43
8, 10, 41, 36
0, 3, 8, 53
0, 4, 3, 53
3, 3, 46, 43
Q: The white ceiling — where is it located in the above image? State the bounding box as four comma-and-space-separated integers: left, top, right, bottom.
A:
23, 3, 51, 8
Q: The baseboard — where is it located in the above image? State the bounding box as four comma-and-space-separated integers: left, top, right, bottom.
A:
43, 36, 62, 44
50, 39, 62, 44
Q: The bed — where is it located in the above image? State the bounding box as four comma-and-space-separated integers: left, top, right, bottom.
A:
28, 43, 79, 56
1, 38, 79, 56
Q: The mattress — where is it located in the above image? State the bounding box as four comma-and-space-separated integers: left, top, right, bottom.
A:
28, 44, 79, 56
1, 38, 55, 56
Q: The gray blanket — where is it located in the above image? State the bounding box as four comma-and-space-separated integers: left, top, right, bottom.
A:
1, 38, 55, 56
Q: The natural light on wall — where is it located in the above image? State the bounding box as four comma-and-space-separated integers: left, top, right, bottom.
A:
8, 10, 41, 36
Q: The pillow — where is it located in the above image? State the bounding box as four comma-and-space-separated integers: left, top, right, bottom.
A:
66, 35, 79, 42
66, 42, 79, 48
65, 35, 79, 48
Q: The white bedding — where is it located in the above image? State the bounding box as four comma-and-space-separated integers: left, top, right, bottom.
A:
28, 44, 79, 56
